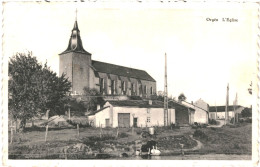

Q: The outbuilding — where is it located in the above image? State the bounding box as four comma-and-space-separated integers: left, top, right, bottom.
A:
88, 100, 175, 128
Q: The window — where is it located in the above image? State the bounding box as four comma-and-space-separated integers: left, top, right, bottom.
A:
150, 87, 153, 95
107, 79, 111, 94
139, 85, 143, 96
99, 78, 104, 93
111, 80, 115, 95
144, 85, 147, 94
147, 117, 150, 123
131, 83, 135, 95
121, 81, 126, 95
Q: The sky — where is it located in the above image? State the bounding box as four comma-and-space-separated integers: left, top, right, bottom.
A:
3, 2, 258, 107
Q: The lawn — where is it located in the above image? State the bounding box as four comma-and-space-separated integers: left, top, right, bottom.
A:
8, 123, 252, 159
193, 123, 252, 154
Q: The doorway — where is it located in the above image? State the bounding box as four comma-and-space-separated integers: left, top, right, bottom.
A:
133, 117, 138, 127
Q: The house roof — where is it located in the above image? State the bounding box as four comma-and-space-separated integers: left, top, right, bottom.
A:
107, 100, 166, 108
181, 100, 209, 113
168, 100, 195, 111
92, 60, 156, 82
88, 106, 110, 116
209, 105, 243, 112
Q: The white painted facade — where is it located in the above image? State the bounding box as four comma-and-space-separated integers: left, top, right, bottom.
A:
209, 106, 244, 120
89, 101, 175, 128
193, 99, 209, 124
181, 99, 209, 124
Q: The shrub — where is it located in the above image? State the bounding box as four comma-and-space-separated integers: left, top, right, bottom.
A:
193, 130, 209, 141
118, 132, 129, 138
209, 119, 217, 125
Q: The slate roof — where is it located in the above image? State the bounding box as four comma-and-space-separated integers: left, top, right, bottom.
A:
168, 100, 195, 111
88, 106, 110, 116
60, 21, 91, 55
92, 60, 156, 82
209, 105, 243, 112
107, 100, 165, 108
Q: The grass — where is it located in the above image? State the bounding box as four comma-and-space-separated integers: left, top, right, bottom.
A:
193, 123, 252, 154
8, 123, 252, 159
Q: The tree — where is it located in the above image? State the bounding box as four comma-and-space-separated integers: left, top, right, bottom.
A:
83, 87, 105, 112
178, 93, 186, 102
241, 108, 252, 118
8, 52, 71, 131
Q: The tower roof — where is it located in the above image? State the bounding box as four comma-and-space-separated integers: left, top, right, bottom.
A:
60, 20, 91, 55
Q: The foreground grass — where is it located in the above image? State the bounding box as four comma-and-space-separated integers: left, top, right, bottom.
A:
193, 123, 252, 154
8, 123, 252, 159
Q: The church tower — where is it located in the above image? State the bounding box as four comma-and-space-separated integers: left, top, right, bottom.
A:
59, 13, 92, 95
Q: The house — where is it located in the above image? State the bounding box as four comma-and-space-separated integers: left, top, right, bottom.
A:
59, 18, 156, 97
168, 100, 195, 126
181, 99, 209, 124
88, 100, 175, 128
209, 105, 245, 120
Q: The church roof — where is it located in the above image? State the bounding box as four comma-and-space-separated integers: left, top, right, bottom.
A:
60, 21, 91, 55
92, 60, 156, 82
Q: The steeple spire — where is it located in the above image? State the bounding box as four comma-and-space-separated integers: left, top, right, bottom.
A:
75, 8, 77, 21
60, 10, 91, 55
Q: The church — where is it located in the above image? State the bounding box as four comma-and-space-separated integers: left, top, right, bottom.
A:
59, 19, 156, 98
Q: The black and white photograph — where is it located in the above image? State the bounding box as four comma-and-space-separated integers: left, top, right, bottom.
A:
1, 1, 259, 166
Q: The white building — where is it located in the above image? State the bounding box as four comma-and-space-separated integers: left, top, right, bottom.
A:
209, 105, 245, 120
88, 100, 175, 128
181, 99, 209, 124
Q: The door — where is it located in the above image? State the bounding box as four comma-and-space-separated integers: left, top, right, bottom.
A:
105, 119, 110, 127
133, 118, 138, 127
118, 113, 130, 127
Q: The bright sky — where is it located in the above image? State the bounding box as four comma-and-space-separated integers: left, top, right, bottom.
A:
3, 2, 258, 107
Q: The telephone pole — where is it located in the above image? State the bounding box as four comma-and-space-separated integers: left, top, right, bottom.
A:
225, 83, 229, 125
164, 53, 168, 126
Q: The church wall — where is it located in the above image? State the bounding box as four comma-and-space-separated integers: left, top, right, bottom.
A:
97, 72, 108, 94
89, 69, 99, 90
140, 80, 156, 98
59, 53, 73, 88
129, 78, 138, 96
119, 76, 130, 95
71, 52, 91, 94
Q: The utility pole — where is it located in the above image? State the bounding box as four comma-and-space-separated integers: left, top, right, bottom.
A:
164, 53, 168, 126
225, 83, 229, 125
215, 101, 217, 120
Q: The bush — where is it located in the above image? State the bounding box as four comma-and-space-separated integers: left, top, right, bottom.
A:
118, 132, 129, 138
209, 119, 217, 125
193, 130, 209, 141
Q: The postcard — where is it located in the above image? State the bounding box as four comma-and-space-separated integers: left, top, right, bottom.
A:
1, 1, 259, 166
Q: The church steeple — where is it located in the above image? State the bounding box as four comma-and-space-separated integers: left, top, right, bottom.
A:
60, 10, 91, 55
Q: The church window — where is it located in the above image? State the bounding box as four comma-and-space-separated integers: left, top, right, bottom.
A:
111, 80, 115, 95
99, 78, 104, 94
144, 85, 147, 94
121, 81, 126, 95
139, 85, 143, 96
107, 79, 111, 95
150, 87, 153, 95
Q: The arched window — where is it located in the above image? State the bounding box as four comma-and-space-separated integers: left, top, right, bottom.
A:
150, 87, 153, 95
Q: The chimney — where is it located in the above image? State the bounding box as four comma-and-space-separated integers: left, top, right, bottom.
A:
149, 100, 152, 105
97, 105, 100, 110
